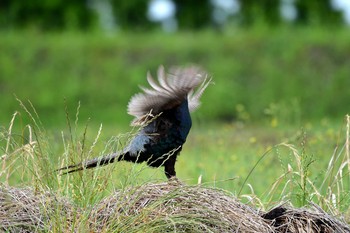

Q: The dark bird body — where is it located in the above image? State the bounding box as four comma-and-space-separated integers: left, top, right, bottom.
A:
58, 66, 211, 179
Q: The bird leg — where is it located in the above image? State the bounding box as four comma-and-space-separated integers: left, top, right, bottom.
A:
164, 157, 176, 179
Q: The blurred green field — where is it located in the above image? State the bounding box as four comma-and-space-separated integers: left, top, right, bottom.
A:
1, 28, 350, 127
1, 28, 350, 213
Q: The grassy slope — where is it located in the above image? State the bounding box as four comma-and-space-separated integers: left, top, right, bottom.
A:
1, 108, 349, 211
0, 29, 349, 227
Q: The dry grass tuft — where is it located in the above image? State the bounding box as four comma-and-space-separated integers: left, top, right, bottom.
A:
263, 203, 350, 233
0, 181, 349, 232
90, 179, 273, 232
0, 186, 78, 232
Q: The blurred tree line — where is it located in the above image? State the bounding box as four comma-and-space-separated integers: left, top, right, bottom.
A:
0, 0, 344, 30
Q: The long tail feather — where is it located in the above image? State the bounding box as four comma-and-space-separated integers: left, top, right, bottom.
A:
57, 152, 121, 174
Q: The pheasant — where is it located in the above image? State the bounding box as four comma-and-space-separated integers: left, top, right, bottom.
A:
58, 65, 211, 179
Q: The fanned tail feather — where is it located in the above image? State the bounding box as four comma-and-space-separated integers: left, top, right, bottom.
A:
128, 65, 212, 126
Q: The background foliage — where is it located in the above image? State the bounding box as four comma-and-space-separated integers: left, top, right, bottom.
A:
1, 0, 348, 127
0, 0, 344, 30
1, 28, 350, 127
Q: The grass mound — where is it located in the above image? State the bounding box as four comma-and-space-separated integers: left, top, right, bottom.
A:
264, 204, 350, 233
1, 181, 349, 233
90, 180, 272, 232
0, 186, 77, 232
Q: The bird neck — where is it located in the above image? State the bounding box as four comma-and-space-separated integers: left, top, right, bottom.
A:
176, 99, 192, 141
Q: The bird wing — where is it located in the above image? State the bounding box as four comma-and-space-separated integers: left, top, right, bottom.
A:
123, 129, 152, 156
127, 65, 211, 126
